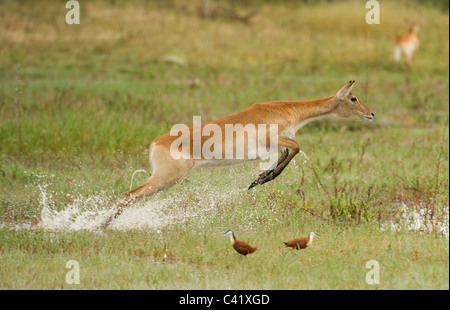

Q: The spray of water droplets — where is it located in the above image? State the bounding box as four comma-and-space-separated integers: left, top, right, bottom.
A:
381, 203, 449, 238
34, 166, 282, 233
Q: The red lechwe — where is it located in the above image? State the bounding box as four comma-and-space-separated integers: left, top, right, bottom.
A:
394, 21, 420, 68
103, 80, 375, 227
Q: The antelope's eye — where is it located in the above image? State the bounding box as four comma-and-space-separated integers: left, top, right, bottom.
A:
351, 97, 358, 103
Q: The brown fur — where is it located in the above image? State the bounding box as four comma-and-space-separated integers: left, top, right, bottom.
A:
103, 81, 374, 227
394, 22, 420, 68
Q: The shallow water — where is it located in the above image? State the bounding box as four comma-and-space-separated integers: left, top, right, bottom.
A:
5, 162, 448, 238
35, 177, 252, 232
381, 203, 449, 238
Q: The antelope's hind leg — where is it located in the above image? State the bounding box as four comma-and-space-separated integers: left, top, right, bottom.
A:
101, 144, 193, 228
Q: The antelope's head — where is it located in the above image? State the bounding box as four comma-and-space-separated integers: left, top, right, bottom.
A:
406, 19, 420, 33
410, 21, 420, 33
333, 80, 375, 122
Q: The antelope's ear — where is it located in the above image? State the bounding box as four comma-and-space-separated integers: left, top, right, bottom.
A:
336, 80, 355, 100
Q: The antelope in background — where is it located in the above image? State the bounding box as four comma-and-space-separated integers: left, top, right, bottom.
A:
103, 81, 375, 227
394, 20, 420, 68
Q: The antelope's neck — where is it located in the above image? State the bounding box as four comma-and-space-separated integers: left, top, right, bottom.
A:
408, 27, 419, 36
289, 96, 336, 129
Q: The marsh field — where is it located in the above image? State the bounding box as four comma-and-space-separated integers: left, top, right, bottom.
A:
0, 0, 449, 290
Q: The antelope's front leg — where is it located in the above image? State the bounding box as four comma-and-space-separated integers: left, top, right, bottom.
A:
256, 147, 298, 186
248, 148, 289, 189
248, 136, 299, 189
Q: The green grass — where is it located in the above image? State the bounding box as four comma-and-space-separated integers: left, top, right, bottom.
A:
0, 0, 448, 289
1, 222, 448, 289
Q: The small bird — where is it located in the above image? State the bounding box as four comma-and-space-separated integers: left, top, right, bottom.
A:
223, 230, 257, 256
284, 232, 320, 250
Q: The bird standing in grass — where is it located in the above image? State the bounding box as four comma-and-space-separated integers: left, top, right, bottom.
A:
223, 230, 257, 256
284, 232, 320, 250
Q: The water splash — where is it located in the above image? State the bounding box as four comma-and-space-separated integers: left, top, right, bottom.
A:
381, 203, 449, 238
38, 184, 116, 231
129, 169, 150, 191
34, 166, 278, 232
299, 150, 310, 163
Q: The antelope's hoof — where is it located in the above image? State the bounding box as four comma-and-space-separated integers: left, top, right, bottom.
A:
248, 170, 275, 190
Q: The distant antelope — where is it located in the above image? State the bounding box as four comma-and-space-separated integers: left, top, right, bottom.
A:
103, 81, 374, 227
394, 21, 420, 68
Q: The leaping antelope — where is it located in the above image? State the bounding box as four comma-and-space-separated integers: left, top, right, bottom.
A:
103, 80, 374, 227
394, 21, 420, 68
